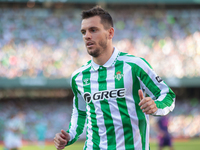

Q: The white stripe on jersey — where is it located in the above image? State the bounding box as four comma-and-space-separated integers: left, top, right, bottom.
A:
85, 105, 93, 149
106, 66, 125, 149
68, 97, 79, 141
123, 63, 143, 149
91, 69, 108, 150
144, 115, 150, 150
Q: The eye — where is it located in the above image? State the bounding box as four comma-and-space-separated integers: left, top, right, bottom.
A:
90, 28, 98, 33
91, 29, 96, 32
81, 30, 86, 35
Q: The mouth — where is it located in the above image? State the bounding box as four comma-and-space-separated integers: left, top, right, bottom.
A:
86, 41, 95, 48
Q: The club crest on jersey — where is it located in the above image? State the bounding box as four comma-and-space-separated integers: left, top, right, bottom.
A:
114, 71, 124, 81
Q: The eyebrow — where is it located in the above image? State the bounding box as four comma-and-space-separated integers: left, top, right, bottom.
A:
80, 26, 98, 32
80, 29, 85, 33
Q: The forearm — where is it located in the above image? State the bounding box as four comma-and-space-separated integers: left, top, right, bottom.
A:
152, 93, 175, 116
66, 104, 86, 146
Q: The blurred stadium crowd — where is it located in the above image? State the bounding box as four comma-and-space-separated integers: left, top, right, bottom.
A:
0, 7, 200, 79
0, 98, 74, 142
0, 98, 199, 142
0, 5, 200, 143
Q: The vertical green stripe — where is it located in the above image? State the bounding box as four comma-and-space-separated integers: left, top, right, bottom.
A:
127, 62, 147, 150
115, 61, 134, 150
67, 73, 86, 146
84, 118, 89, 150
89, 104, 100, 149
82, 68, 90, 150
82, 67, 100, 150
98, 66, 116, 149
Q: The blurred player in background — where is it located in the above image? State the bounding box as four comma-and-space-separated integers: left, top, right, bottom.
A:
3, 112, 25, 150
54, 6, 176, 150
35, 118, 47, 149
157, 116, 174, 150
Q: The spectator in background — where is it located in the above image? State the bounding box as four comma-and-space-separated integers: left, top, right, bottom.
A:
35, 118, 47, 149
157, 116, 174, 150
3, 111, 25, 150
0, 7, 200, 79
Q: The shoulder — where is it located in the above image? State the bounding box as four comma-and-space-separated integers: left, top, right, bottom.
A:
117, 51, 153, 70
71, 60, 92, 80
118, 52, 148, 65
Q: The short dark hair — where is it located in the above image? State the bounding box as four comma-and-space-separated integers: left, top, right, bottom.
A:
81, 6, 113, 29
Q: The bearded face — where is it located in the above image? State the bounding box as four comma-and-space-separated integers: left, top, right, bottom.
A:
87, 35, 108, 57
81, 16, 110, 58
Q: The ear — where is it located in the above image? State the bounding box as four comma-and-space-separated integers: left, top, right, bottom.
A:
108, 27, 114, 39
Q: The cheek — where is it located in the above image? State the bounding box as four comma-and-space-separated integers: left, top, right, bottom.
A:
98, 34, 107, 41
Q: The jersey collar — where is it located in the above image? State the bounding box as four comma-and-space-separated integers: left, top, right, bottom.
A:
91, 47, 120, 71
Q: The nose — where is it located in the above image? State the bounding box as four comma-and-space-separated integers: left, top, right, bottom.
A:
84, 31, 91, 40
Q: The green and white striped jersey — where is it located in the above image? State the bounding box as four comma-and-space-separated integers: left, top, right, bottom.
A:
66, 48, 175, 150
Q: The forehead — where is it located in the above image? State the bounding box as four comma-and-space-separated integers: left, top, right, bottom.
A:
81, 16, 103, 30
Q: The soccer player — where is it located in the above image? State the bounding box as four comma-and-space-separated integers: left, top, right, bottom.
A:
4, 112, 25, 150
157, 116, 174, 150
54, 6, 176, 150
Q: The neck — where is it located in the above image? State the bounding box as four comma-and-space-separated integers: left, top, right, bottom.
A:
93, 45, 114, 66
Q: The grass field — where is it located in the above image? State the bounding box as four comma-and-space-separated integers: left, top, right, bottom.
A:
0, 138, 200, 150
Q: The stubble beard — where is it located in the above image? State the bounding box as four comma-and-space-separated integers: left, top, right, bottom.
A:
87, 36, 108, 58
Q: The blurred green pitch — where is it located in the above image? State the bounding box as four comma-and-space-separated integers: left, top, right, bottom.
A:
0, 138, 200, 150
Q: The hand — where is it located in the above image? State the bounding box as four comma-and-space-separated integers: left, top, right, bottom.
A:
54, 129, 71, 150
138, 89, 158, 114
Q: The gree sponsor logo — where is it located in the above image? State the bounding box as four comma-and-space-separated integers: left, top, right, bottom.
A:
83, 88, 126, 103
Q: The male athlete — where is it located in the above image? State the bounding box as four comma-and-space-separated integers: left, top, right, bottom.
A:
54, 6, 175, 150
4, 112, 25, 150
157, 116, 174, 150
